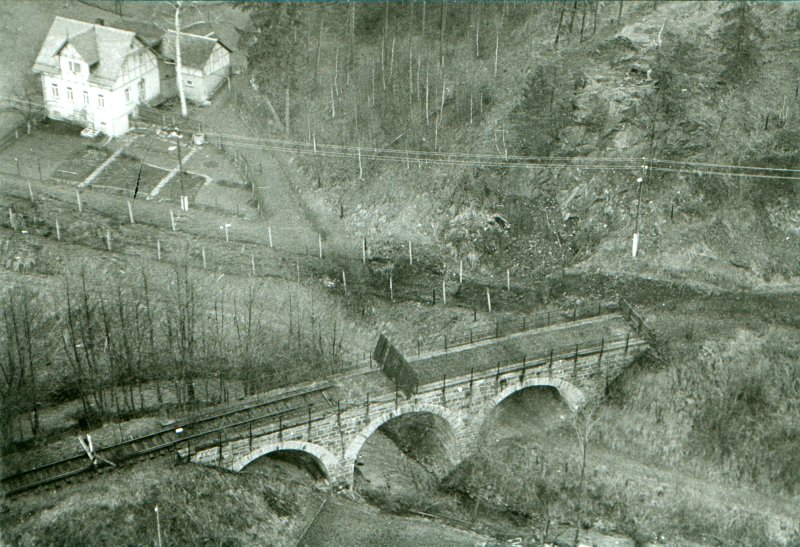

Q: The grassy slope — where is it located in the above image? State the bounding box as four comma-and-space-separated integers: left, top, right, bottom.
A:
0, 459, 324, 546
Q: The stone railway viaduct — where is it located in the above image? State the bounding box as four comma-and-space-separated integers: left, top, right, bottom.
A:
188, 303, 650, 487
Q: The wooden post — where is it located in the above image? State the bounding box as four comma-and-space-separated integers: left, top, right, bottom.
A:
408, 240, 413, 265
251, 255, 256, 275
442, 279, 446, 305
362, 238, 367, 263
106, 230, 112, 252
55, 219, 61, 241
573, 343, 579, 377
506, 269, 510, 290
224, 224, 229, 242
202, 247, 207, 270
38, 159, 43, 182
459, 260, 463, 284
127, 200, 134, 224
486, 288, 492, 312
318, 234, 323, 258
296, 261, 300, 283
157, 240, 161, 261
76, 189, 83, 213
170, 209, 176, 232
342, 270, 347, 293
268, 226, 273, 248
15, 158, 20, 177
389, 274, 394, 301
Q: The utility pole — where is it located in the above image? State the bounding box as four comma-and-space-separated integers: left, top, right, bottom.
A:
176, 129, 187, 211
632, 159, 648, 258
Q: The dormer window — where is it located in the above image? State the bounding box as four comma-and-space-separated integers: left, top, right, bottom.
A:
69, 61, 81, 74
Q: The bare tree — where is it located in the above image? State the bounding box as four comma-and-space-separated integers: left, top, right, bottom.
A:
571, 403, 600, 546
174, 1, 189, 118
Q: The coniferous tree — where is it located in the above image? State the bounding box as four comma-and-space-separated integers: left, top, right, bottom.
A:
717, 2, 765, 85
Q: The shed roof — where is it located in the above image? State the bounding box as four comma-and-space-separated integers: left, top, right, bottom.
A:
160, 30, 231, 70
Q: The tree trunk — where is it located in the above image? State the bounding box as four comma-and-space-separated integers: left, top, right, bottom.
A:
175, 2, 188, 118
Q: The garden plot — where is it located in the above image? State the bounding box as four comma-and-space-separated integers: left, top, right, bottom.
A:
194, 179, 256, 215
123, 130, 184, 170
90, 153, 168, 195
0, 120, 97, 181
53, 146, 110, 183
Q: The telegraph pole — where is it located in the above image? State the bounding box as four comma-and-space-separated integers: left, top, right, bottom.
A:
632, 158, 648, 258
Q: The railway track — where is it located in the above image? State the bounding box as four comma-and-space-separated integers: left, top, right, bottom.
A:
1, 382, 338, 497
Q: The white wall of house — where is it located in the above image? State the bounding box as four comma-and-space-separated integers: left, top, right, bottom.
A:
180, 65, 206, 103
41, 41, 159, 137
201, 44, 231, 100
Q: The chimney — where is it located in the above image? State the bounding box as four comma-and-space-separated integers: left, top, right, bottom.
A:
95, 18, 105, 26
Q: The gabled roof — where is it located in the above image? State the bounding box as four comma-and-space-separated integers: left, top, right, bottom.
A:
112, 20, 164, 48
57, 27, 99, 66
160, 30, 231, 71
32, 16, 150, 86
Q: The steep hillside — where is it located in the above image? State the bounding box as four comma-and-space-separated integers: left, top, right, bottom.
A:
237, 1, 799, 289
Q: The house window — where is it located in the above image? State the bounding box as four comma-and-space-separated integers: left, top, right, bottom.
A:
51, 83, 59, 97
97, 94, 105, 108
185, 80, 194, 87
125, 88, 130, 103
69, 61, 81, 74
83, 91, 89, 105
66, 87, 74, 101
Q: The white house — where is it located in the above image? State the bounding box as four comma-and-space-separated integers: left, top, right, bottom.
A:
32, 17, 161, 137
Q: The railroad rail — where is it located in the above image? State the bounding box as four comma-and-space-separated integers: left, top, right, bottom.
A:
1, 382, 338, 497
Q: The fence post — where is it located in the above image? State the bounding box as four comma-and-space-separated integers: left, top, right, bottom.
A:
279, 414, 283, 441
496, 362, 500, 384
495, 320, 499, 338
573, 344, 579, 377
441, 374, 446, 401
365, 394, 370, 421
521, 356, 526, 383
444, 335, 448, 353
549, 349, 553, 375
625, 333, 630, 354
248, 422, 253, 451
469, 368, 474, 391
308, 404, 313, 437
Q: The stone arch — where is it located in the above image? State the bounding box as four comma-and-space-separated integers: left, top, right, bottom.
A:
344, 402, 462, 467
231, 440, 339, 479
491, 377, 586, 413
